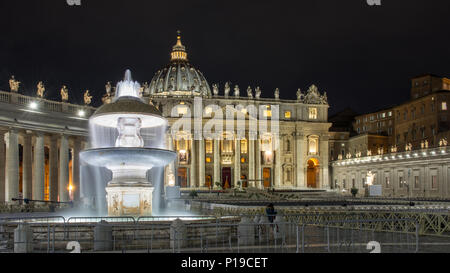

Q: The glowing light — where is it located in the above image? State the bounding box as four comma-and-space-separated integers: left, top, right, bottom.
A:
265, 150, 273, 156
29, 101, 38, 110
78, 110, 86, 117
68, 185, 74, 191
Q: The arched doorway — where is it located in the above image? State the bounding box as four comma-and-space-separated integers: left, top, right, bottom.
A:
307, 159, 319, 188
241, 175, 247, 188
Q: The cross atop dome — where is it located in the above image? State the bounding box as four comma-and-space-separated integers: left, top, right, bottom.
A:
171, 30, 188, 62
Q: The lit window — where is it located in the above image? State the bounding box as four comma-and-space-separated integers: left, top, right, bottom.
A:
205, 140, 213, 154
284, 111, 291, 119
309, 108, 318, 120
264, 109, 272, 118
177, 106, 188, 116
205, 157, 212, 163
240, 157, 246, 163
442, 102, 447, 111
204, 107, 212, 116
221, 139, 233, 153
308, 136, 319, 155
240, 139, 248, 154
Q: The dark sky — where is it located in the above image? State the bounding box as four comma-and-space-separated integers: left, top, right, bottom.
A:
1, 0, 449, 115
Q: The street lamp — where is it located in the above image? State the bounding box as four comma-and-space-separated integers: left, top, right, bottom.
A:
29, 101, 38, 110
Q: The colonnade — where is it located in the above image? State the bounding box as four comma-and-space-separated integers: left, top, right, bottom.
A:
0, 128, 86, 204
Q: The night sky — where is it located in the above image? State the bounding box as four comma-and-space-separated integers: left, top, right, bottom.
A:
1, 0, 449, 115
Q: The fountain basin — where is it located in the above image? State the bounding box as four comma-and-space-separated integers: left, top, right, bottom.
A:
80, 148, 176, 216
80, 148, 177, 169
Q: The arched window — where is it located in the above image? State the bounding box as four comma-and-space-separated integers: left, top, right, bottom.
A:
308, 136, 319, 155
240, 139, 248, 154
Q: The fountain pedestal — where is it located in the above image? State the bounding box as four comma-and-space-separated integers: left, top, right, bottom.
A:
106, 185, 153, 216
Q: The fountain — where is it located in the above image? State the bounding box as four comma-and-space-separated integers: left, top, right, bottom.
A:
80, 70, 176, 216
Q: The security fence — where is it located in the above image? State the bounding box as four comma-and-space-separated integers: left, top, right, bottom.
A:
4, 214, 450, 253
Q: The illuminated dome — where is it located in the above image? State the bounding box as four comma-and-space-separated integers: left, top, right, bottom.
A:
148, 31, 212, 97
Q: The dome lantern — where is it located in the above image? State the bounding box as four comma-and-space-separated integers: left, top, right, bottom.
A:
171, 30, 188, 62
148, 31, 212, 97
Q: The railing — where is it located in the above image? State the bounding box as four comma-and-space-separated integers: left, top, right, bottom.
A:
0, 90, 95, 116
332, 146, 450, 166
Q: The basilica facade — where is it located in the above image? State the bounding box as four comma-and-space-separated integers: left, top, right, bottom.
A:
0, 33, 331, 204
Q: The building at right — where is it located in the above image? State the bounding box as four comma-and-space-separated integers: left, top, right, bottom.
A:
330, 74, 450, 198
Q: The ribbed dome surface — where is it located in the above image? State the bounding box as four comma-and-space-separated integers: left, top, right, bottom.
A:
148, 62, 211, 96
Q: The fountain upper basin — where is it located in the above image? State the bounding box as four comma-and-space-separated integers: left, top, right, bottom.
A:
80, 148, 177, 169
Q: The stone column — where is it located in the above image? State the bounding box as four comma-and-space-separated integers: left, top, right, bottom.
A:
189, 137, 196, 188
214, 138, 220, 188
5, 129, 19, 203
22, 133, 32, 200
248, 132, 256, 188
320, 135, 330, 189
274, 134, 282, 188
0, 131, 6, 203
59, 135, 69, 202
49, 135, 58, 202
255, 135, 262, 189
72, 138, 81, 201
234, 137, 241, 188
32, 133, 45, 201
296, 133, 306, 189
198, 138, 205, 188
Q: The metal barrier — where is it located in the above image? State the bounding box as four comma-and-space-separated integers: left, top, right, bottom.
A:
137, 215, 218, 222
1, 215, 450, 253
67, 217, 135, 224
213, 209, 450, 237
0, 216, 66, 224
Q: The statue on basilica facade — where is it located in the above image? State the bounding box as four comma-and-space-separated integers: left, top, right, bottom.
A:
9, 76, 20, 92
247, 86, 253, 98
61, 85, 69, 102
37, 81, 45, 98
274, 88, 280, 100
255, 86, 261, 99
144, 82, 150, 95
224, 82, 231, 97
84, 90, 93, 105
321, 92, 328, 104
297, 88, 304, 102
234, 85, 240, 97
105, 81, 112, 96
212, 84, 219, 96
